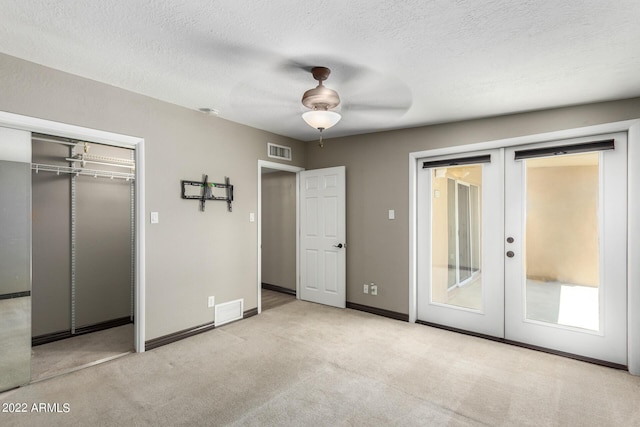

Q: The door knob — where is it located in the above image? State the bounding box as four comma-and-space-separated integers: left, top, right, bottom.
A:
333, 243, 344, 248
506, 251, 515, 258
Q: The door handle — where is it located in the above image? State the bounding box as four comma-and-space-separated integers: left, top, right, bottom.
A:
333, 243, 345, 249
506, 251, 515, 258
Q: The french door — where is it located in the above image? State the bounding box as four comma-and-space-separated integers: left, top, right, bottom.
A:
417, 133, 628, 365
417, 149, 505, 337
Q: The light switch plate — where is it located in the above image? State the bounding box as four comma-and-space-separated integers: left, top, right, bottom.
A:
388, 209, 395, 220
249, 212, 255, 222
150, 211, 159, 224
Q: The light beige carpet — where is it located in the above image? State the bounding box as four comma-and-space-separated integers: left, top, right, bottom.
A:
31, 324, 134, 382
1, 298, 639, 426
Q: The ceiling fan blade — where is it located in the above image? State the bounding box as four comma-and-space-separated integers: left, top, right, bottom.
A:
280, 59, 315, 74
343, 103, 411, 112
341, 101, 412, 123
340, 72, 413, 119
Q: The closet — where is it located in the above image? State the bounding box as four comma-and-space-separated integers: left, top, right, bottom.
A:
31, 134, 134, 355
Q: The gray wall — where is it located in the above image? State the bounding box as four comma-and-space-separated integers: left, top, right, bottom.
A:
0, 161, 31, 296
0, 52, 306, 340
3, 50, 640, 336
261, 171, 296, 291
306, 97, 640, 315
31, 140, 71, 336
75, 143, 133, 328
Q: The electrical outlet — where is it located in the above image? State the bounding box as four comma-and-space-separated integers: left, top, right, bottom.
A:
363, 283, 369, 294
208, 296, 215, 308
370, 284, 378, 296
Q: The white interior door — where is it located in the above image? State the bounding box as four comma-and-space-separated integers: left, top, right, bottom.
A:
504, 133, 628, 365
299, 166, 346, 308
417, 150, 504, 337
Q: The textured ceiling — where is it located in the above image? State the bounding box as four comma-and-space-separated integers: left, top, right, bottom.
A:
1, 0, 640, 141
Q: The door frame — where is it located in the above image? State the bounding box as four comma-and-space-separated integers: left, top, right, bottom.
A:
257, 160, 304, 314
409, 118, 640, 374
0, 110, 146, 353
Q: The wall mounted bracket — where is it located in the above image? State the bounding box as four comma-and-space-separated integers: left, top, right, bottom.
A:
181, 175, 233, 212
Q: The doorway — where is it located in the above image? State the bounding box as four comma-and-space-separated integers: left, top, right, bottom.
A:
444, 175, 481, 305
0, 111, 145, 394
416, 132, 629, 367
257, 162, 348, 313
30, 134, 136, 381
257, 160, 303, 313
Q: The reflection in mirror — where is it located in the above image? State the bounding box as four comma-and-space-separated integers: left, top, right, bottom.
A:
0, 297, 31, 391
0, 159, 32, 392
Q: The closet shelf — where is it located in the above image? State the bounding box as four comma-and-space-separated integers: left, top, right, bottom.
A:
32, 163, 135, 180
66, 153, 135, 170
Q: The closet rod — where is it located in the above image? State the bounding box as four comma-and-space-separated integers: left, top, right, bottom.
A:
65, 158, 136, 170
32, 163, 135, 180
32, 135, 78, 146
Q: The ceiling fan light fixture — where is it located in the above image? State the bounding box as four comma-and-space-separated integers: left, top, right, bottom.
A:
300, 67, 342, 148
302, 110, 341, 131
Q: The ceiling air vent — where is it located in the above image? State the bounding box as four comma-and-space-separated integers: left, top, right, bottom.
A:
268, 143, 292, 161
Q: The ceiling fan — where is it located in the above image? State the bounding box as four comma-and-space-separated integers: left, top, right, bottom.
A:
300, 66, 342, 148
228, 55, 413, 143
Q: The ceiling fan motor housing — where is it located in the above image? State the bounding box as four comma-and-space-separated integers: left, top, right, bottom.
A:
302, 67, 340, 110
302, 86, 340, 110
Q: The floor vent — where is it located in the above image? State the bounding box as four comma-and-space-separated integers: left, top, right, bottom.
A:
267, 143, 292, 161
215, 299, 244, 327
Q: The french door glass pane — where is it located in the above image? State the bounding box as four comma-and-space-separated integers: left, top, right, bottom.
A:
524, 152, 600, 331
432, 165, 482, 310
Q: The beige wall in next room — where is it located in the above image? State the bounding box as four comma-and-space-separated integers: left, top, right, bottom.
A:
261, 171, 297, 291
